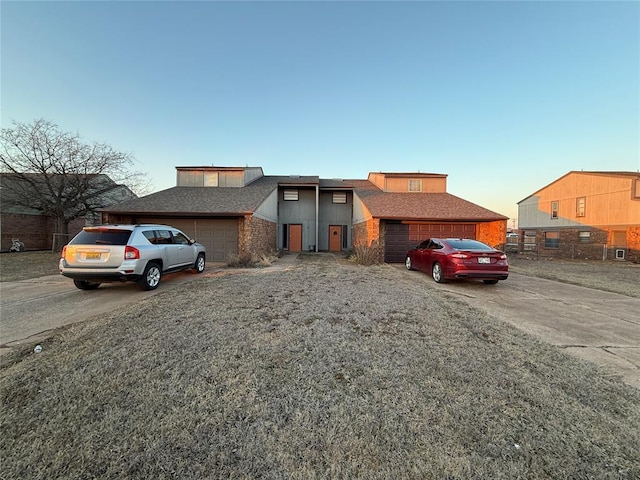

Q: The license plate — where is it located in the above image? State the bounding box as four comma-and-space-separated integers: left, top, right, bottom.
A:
478, 257, 491, 264
85, 252, 101, 260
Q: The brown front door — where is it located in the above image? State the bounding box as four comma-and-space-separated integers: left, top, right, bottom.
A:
289, 224, 302, 252
329, 225, 342, 252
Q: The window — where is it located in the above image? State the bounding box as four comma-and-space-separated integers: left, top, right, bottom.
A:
409, 179, 422, 192
635, 179, 640, 198
342, 225, 348, 249
576, 197, 586, 217
578, 231, 591, 243
332, 192, 347, 204
282, 224, 288, 248
204, 172, 219, 187
172, 231, 190, 245
283, 190, 298, 201
544, 231, 559, 249
551, 201, 559, 219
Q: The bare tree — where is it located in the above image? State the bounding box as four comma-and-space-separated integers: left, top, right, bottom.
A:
0, 119, 148, 237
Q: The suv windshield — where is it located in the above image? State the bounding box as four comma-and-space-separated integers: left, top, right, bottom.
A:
69, 229, 132, 245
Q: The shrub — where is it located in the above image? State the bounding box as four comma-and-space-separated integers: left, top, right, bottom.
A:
227, 251, 279, 268
349, 241, 383, 266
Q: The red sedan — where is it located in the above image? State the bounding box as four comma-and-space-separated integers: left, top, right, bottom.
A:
405, 238, 508, 284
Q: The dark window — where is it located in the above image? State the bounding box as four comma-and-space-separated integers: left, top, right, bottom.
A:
544, 231, 559, 248
551, 201, 559, 219
446, 239, 492, 251
282, 224, 288, 249
156, 230, 173, 244
342, 225, 348, 249
69, 229, 132, 245
172, 232, 190, 245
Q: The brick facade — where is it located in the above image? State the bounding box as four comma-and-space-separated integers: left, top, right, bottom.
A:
476, 220, 507, 249
523, 227, 639, 262
1, 213, 85, 251
238, 215, 277, 256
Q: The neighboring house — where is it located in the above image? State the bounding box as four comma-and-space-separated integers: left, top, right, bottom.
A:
0, 173, 136, 251
103, 166, 508, 263
517, 171, 640, 261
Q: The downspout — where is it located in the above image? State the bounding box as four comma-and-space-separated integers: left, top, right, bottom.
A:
315, 184, 319, 252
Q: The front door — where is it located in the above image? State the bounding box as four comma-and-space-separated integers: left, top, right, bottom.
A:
289, 224, 302, 252
329, 225, 342, 252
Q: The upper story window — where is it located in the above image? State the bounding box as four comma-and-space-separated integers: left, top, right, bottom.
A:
408, 179, 422, 192
332, 192, 347, 204
551, 201, 559, 219
283, 189, 299, 201
634, 179, 640, 198
576, 197, 586, 217
204, 172, 219, 187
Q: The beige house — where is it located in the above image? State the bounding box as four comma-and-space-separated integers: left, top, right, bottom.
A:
517, 171, 640, 261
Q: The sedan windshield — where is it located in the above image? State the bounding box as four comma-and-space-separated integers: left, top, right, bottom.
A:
447, 239, 493, 251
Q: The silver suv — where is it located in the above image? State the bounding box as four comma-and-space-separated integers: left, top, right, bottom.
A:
60, 224, 206, 290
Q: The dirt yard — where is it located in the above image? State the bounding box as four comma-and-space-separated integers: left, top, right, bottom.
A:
1, 254, 638, 479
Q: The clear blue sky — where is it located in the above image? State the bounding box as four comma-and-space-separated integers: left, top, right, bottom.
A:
2, 1, 639, 226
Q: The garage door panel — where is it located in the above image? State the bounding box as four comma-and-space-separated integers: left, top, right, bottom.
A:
385, 222, 477, 263
136, 217, 238, 263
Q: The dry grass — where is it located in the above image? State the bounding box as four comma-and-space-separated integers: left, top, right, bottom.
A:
0, 251, 60, 282
508, 256, 640, 298
1, 256, 639, 479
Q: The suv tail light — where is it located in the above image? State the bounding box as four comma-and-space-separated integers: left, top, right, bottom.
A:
125, 246, 140, 260
61, 246, 67, 258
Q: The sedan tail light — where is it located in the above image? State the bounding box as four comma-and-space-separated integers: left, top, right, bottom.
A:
61, 246, 67, 258
125, 246, 140, 260
450, 253, 469, 259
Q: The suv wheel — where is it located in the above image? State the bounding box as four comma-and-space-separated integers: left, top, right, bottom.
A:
138, 262, 161, 290
73, 280, 101, 290
194, 253, 205, 273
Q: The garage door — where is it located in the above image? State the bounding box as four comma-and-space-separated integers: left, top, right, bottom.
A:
137, 218, 238, 263
384, 222, 477, 263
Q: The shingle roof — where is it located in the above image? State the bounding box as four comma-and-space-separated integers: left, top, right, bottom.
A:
102, 176, 280, 216
352, 180, 507, 221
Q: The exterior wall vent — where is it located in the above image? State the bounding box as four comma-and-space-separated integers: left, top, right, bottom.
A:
615, 249, 626, 260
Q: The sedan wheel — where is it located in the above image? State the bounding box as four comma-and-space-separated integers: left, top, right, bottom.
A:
138, 262, 161, 290
405, 256, 412, 270
194, 253, 205, 273
432, 262, 446, 283
73, 279, 101, 290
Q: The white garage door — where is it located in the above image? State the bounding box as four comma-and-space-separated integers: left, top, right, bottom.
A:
137, 218, 238, 263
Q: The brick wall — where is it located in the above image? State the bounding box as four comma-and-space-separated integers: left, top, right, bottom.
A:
476, 220, 507, 249
1, 213, 85, 251
237, 215, 277, 256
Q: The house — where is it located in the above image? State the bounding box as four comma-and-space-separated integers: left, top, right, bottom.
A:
102, 166, 508, 263
517, 171, 640, 261
0, 173, 136, 251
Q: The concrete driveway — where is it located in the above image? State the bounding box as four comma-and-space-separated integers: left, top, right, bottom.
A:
3, 258, 639, 389
399, 267, 640, 389
0, 269, 219, 354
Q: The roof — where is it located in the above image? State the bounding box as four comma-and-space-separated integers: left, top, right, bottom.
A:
517, 170, 640, 204
102, 176, 280, 216
353, 180, 507, 221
